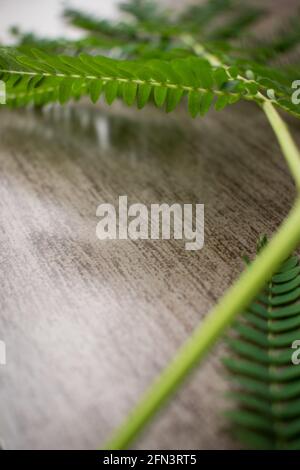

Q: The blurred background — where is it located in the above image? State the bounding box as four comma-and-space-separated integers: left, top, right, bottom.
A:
0, 0, 295, 46
0, 0, 119, 43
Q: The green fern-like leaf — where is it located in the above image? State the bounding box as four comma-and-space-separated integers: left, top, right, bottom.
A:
2, 0, 299, 119
1, 47, 299, 118
0, 48, 254, 115
225, 251, 300, 450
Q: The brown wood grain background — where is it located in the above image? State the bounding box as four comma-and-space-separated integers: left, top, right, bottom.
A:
0, 0, 299, 450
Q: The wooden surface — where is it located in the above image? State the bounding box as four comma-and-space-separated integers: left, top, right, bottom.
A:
0, 1, 300, 451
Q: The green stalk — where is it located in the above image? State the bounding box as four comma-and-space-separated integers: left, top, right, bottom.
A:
104, 105, 300, 450
263, 102, 300, 191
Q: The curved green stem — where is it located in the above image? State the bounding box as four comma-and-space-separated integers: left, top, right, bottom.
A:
263, 102, 300, 191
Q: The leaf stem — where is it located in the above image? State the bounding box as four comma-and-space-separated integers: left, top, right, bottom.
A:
263, 101, 300, 191
0, 68, 241, 98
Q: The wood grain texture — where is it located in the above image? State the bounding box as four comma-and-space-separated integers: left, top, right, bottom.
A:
0, 1, 300, 450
